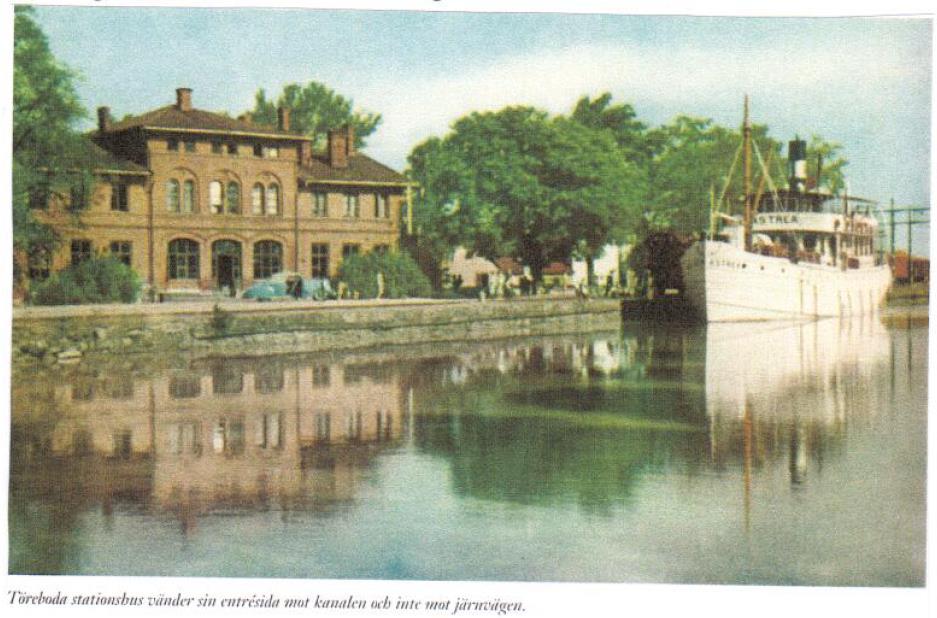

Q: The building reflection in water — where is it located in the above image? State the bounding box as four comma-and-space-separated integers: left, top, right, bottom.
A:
10, 316, 906, 555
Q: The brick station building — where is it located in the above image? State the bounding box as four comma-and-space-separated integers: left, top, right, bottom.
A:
27, 87, 410, 297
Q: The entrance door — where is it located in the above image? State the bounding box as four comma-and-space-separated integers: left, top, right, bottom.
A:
212, 239, 242, 295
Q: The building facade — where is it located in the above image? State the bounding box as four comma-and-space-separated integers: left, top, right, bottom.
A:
28, 88, 410, 297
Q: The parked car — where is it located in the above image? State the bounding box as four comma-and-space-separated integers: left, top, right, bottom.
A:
242, 272, 337, 301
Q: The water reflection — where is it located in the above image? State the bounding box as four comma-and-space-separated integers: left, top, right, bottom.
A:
9, 318, 926, 584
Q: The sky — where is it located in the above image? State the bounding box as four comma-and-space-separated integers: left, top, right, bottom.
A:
30, 5, 933, 252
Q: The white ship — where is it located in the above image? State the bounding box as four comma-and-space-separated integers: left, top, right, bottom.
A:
680, 99, 892, 322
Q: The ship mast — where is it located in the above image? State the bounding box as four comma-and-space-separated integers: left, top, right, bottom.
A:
742, 95, 753, 252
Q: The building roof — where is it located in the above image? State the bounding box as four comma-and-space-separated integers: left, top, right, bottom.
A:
72, 138, 149, 175
298, 153, 409, 186
543, 261, 571, 276
102, 105, 306, 141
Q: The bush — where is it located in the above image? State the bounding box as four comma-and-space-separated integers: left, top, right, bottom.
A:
338, 250, 432, 299
30, 256, 142, 305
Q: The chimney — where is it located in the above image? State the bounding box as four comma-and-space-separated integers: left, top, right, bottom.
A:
328, 128, 348, 168
300, 141, 312, 167
277, 107, 290, 132
345, 124, 355, 157
176, 87, 193, 112
97, 106, 111, 133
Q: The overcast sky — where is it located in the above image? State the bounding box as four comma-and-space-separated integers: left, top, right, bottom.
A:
32, 6, 932, 252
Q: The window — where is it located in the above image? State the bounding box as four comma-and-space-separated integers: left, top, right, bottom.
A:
373, 244, 390, 255
255, 367, 284, 394
168, 422, 201, 455
212, 364, 243, 395
27, 245, 51, 281
253, 240, 283, 280
312, 192, 328, 217
168, 238, 200, 280
344, 193, 359, 217
110, 241, 132, 267
111, 183, 129, 211
227, 143, 238, 155
182, 180, 195, 213
375, 194, 388, 218
104, 376, 134, 400
184, 141, 196, 153
252, 184, 264, 215
312, 364, 330, 386
167, 138, 179, 151
166, 180, 180, 212
265, 183, 279, 215
253, 143, 263, 158
255, 413, 282, 449
315, 413, 331, 442
209, 181, 223, 214
69, 182, 86, 211
265, 146, 279, 159
169, 375, 201, 399
226, 181, 241, 214
346, 411, 363, 441
71, 240, 92, 267
28, 181, 49, 210
211, 142, 223, 154
342, 244, 360, 259
311, 244, 329, 278
212, 418, 245, 455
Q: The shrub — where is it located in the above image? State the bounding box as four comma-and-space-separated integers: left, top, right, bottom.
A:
30, 256, 142, 305
338, 250, 432, 299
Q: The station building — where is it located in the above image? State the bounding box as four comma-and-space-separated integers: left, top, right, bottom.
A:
27, 87, 410, 297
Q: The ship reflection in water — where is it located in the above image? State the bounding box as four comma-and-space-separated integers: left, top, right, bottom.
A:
9, 318, 926, 585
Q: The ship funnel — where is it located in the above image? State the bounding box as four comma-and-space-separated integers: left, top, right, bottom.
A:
788, 138, 807, 193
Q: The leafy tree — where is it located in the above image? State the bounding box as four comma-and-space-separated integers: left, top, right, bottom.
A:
645, 115, 782, 235
251, 82, 381, 149
408, 106, 644, 287
339, 251, 432, 299
571, 93, 653, 166
30, 256, 142, 305
803, 135, 848, 194
13, 6, 89, 280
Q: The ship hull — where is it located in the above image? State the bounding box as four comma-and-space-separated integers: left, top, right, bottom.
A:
681, 241, 893, 322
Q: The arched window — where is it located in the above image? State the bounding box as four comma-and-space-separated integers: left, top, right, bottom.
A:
209, 181, 223, 214
182, 180, 195, 213
253, 240, 283, 280
168, 239, 200, 280
265, 183, 280, 215
252, 183, 264, 215
166, 180, 180, 212
226, 181, 241, 214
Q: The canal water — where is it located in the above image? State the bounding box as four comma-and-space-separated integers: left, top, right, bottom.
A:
8, 318, 927, 586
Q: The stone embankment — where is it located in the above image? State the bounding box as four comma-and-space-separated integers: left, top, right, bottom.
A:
12, 297, 622, 366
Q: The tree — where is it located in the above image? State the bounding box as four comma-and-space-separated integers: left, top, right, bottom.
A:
645, 116, 782, 235
250, 82, 381, 149
571, 93, 653, 166
408, 106, 644, 287
13, 6, 89, 279
804, 135, 848, 194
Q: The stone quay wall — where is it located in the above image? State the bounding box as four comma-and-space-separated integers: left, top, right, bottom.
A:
12, 297, 622, 365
